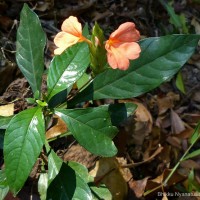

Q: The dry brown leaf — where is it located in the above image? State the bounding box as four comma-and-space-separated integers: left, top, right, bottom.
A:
192, 18, 200, 34
146, 169, 186, 192
121, 146, 163, 168
63, 144, 97, 169
46, 116, 67, 139
170, 109, 185, 134
118, 99, 153, 159
166, 136, 181, 149
116, 157, 132, 182
129, 177, 150, 198
129, 177, 149, 198
180, 160, 200, 170
0, 103, 14, 116
89, 157, 128, 200
157, 92, 180, 115
178, 128, 194, 139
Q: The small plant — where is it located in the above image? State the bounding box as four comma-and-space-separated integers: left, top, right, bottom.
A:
0, 3, 200, 199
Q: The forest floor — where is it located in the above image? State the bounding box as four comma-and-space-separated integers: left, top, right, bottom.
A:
1, 0, 200, 200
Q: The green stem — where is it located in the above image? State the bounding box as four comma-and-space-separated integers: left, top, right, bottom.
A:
144, 122, 200, 196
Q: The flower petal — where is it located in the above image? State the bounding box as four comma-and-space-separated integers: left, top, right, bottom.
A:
54, 46, 67, 55
110, 22, 140, 43
54, 32, 80, 54
107, 46, 130, 70
116, 42, 141, 60
61, 16, 82, 37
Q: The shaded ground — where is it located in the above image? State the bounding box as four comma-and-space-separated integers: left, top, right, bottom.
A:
1, 0, 200, 199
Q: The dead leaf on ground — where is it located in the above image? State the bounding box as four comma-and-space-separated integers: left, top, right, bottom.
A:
180, 160, 200, 170
46, 116, 67, 139
157, 92, 180, 115
89, 157, 128, 200
129, 177, 150, 198
121, 145, 163, 168
121, 99, 153, 148
170, 109, 185, 134
145, 169, 186, 193
166, 136, 182, 149
178, 128, 194, 139
64, 144, 97, 169
0, 103, 14, 116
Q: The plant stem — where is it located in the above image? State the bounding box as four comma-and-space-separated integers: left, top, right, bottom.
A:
144, 122, 200, 196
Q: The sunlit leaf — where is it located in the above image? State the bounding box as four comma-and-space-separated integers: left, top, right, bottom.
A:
69, 35, 200, 104
0, 170, 9, 200
16, 4, 46, 94
47, 42, 89, 100
0, 116, 13, 129
38, 173, 48, 200
55, 106, 118, 157
4, 107, 45, 195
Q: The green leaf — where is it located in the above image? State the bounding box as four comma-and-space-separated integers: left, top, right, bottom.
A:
46, 144, 62, 185
46, 163, 93, 200
16, 4, 46, 94
90, 185, 112, 200
0, 170, 9, 200
68, 161, 90, 183
55, 106, 118, 157
176, 71, 185, 94
159, 0, 182, 29
0, 115, 13, 129
4, 107, 45, 195
108, 103, 137, 126
38, 173, 48, 200
77, 73, 91, 90
47, 42, 90, 101
189, 122, 200, 144
183, 149, 200, 160
69, 35, 200, 104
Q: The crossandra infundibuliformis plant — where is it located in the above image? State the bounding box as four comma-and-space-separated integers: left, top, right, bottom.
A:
0, 3, 200, 199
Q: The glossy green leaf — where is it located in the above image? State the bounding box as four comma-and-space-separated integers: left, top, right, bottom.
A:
55, 106, 118, 157
90, 185, 112, 200
70, 35, 200, 104
46, 143, 62, 185
189, 122, 200, 144
68, 161, 90, 183
176, 71, 185, 94
0, 116, 13, 129
47, 42, 90, 101
16, 4, 46, 94
38, 173, 48, 200
4, 107, 45, 195
183, 149, 200, 160
0, 170, 9, 200
159, 0, 182, 29
47, 163, 93, 200
108, 102, 137, 126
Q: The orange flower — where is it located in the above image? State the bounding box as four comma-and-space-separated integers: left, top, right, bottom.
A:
54, 16, 90, 55
105, 22, 141, 70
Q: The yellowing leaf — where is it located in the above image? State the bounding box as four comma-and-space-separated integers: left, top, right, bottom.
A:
0, 104, 14, 116
46, 116, 67, 140
90, 157, 128, 200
